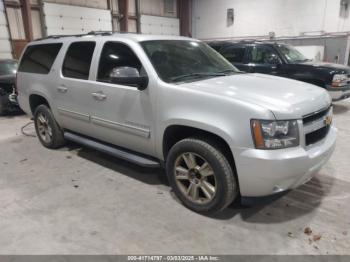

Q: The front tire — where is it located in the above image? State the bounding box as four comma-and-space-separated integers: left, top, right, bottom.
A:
34, 104, 66, 149
166, 137, 238, 213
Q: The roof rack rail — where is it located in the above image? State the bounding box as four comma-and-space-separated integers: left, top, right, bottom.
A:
237, 39, 261, 43
87, 30, 113, 36
34, 31, 114, 41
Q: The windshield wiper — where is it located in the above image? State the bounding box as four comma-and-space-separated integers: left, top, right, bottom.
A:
170, 72, 226, 82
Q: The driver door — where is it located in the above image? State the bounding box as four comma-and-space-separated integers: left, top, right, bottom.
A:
88, 41, 154, 155
246, 45, 285, 76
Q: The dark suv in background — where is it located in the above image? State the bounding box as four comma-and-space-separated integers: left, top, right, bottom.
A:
209, 41, 350, 101
0, 59, 19, 115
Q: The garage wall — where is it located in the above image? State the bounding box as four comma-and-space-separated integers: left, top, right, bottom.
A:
140, 15, 179, 35
141, 0, 177, 18
43, 2, 112, 35
192, 0, 350, 40
44, 0, 108, 10
0, 0, 12, 58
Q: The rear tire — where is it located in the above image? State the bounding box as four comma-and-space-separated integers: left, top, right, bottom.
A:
34, 104, 66, 149
166, 137, 238, 213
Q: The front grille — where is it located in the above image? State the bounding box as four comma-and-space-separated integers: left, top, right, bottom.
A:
303, 106, 332, 146
303, 107, 330, 125
305, 125, 330, 146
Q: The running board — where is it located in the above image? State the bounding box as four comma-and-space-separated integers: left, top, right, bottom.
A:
64, 132, 160, 168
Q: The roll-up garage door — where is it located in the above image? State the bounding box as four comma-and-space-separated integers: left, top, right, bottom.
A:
0, 0, 12, 59
140, 15, 179, 35
43, 2, 112, 36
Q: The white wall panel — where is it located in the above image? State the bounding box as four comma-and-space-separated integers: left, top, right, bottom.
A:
31, 9, 42, 39
0, 0, 12, 58
141, 0, 177, 18
192, 0, 350, 40
140, 15, 179, 35
44, 0, 108, 10
5, 7, 25, 39
128, 19, 137, 33
43, 2, 112, 35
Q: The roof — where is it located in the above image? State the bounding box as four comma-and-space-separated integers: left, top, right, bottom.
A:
208, 39, 285, 46
32, 31, 194, 44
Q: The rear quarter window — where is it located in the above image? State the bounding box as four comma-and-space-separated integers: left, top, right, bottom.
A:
18, 43, 62, 74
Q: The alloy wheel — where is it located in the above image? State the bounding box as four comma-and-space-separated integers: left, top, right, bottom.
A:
36, 112, 53, 143
174, 152, 217, 204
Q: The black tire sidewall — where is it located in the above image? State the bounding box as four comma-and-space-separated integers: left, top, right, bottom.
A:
166, 139, 235, 213
34, 105, 63, 148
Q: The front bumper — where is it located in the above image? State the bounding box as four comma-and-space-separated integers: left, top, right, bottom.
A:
233, 126, 336, 197
326, 85, 350, 101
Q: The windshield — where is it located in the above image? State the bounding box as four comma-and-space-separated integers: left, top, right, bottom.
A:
0, 60, 18, 75
278, 45, 310, 63
141, 40, 239, 83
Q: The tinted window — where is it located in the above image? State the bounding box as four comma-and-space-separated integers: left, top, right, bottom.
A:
18, 43, 62, 74
247, 45, 281, 64
222, 46, 246, 63
141, 40, 238, 83
62, 42, 95, 80
209, 44, 223, 52
97, 42, 144, 83
278, 45, 309, 63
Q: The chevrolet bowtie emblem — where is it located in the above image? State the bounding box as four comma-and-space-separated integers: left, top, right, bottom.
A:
324, 115, 332, 126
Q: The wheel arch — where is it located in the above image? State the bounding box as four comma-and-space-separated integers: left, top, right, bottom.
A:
29, 93, 51, 115
161, 124, 236, 172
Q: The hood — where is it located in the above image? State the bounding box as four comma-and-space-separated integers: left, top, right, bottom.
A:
298, 61, 350, 73
180, 73, 331, 119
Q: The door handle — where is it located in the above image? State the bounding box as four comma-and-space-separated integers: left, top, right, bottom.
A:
57, 85, 68, 93
92, 91, 107, 101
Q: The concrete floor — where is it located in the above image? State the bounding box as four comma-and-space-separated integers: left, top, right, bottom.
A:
0, 101, 349, 255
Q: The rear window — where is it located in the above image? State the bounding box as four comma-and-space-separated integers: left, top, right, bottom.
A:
18, 43, 62, 74
62, 41, 95, 80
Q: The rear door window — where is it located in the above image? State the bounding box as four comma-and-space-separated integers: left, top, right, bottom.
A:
62, 42, 96, 80
221, 46, 246, 63
18, 43, 62, 74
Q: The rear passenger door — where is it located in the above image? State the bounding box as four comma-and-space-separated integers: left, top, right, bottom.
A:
220, 45, 249, 72
55, 41, 97, 137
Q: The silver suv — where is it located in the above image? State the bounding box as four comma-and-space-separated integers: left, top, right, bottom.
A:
17, 32, 336, 213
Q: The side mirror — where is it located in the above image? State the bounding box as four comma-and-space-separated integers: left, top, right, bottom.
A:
109, 66, 148, 90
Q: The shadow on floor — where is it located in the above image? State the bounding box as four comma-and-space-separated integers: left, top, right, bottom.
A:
0, 109, 25, 118
333, 103, 349, 115
209, 174, 335, 223
72, 143, 168, 186
67, 141, 335, 223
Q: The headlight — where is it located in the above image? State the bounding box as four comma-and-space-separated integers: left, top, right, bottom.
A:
332, 74, 348, 87
251, 120, 299, 149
